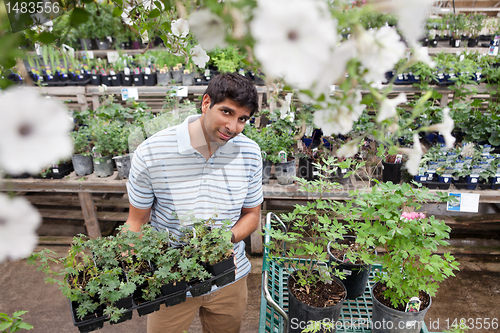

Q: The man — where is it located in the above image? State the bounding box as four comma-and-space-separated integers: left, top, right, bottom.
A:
125, 72, 263, 333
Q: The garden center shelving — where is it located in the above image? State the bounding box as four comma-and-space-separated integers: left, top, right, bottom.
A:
2, 172, 499, 254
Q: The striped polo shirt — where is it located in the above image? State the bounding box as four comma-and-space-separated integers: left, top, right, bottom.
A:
127, 114, 263, 286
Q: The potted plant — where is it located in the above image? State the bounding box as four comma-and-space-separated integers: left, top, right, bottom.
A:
379, 145, 403, 184
179, 218, 235, 289
112, 124, 132, 179
265, 165, 348, 333
350, 182, 459, 333
71, 126, 94, 176
89, 119, 122, 177
466, 13, 486, 47
243, 122, 273, 184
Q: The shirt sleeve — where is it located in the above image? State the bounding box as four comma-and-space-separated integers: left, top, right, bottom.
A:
127, 146, 154, 209
243, 148, 263, 208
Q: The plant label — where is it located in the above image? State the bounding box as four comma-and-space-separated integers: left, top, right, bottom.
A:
342, 269, 352, 276
405, 297, 421, 313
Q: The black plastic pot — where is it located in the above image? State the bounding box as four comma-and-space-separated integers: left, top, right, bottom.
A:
110, 72, 122, 86
93, 156, 114, 178
327, 238, 372, 300
113, 154, 131, 179
122, 73, 133, 86
382, 161, 402, 184
144, 73, 157, 86
430, 39, 438, 47
109, 310, 133, 324
135, 297, 162, 317
95, 37, 111, 50
371, 282, 431, 333
72, 154, 93, 176
214, 269, 236, 288
161, 280, 187, 307
206, 255, 235, 276
275, 159, 296, 185
49, 161, 74, 179
70, 301, 105, 333
90, 74, 101, 85
133, 73, 144, 86
101, 75, 112, 86
287, 272, 346, 333
171, 69, 182, 83
468, 37, 478, 47
298, 157, 315, 181
189, 279, 212, 297
80, 38, 93, 50
262, 160, 273, 184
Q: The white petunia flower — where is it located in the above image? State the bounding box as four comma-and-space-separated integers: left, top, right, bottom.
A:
188, 9, 227, 51
280, 93, 293, 120
409, 46, 436, 68
337, 140, 359, 158
313, 90, 365, 136
0, 193, 42, 262
250, 0, 338, 90
377, 93, 407, 123
171, 18, 189, 38
398, 133, 423, 175
391, 0, 434, 48
427, 107, 455, 148
190, 44, 210, 68
356, 26, 406, 87
0, 87, 73, 175
312, 40, 357, 97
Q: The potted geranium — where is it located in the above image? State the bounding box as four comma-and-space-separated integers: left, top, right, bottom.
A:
350, 182, 459, 333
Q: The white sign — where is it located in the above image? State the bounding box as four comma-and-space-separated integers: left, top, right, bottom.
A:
447, 193, 480, 213
121, 88, 139, 101
107, 51, 119, 64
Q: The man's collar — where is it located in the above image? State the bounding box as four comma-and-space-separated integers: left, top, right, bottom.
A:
176, 114, 240, 155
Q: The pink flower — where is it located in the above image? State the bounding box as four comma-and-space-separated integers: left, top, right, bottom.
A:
401, 212, 425, 221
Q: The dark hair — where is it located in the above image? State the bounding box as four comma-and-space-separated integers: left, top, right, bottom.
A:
202, 72, 259, 117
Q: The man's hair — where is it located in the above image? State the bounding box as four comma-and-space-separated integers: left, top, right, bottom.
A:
202, 72, 259, 117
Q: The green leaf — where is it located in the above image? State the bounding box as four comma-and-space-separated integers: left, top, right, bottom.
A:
113, 7, 123, 17
12, 311, 28, 318
70, 8, 91, 27
0, 321, 12, 331
149, 9, 161, 18
16, 322, 33, 330
81, 0, 94, 3
37, 32, 57, 44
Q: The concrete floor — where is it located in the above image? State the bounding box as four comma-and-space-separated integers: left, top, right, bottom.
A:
1, 249, 499, 333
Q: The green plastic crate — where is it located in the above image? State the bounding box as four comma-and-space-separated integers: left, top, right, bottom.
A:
258, 212, 440, 333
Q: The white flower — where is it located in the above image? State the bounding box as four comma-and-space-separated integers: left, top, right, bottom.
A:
280, 93, 293, 120
313, 90, 365, 136
337, 140, 359, 158
250, 0, 338, 90
0, 193, 41, 262
190, 44, 210, 68
171, 18, 189, 38
427, 107, 455, 149
377, 93, 407, 123
409, 46, 436, 68
0, 87, 73, 175
313, 105, 351, 136
188, 9, 227, 51
356, 26, 405, 87
312, 40, 357, 97
391, 0, 434, 48
121, 8, 133, 26
98, 84, 107, 94
398, 134, 423, 175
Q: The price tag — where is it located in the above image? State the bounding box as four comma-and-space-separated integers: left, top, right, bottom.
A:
175, 86, 189, 97
95, 161, 100, 165
52, 169, 59, 173
83, 51, 94, 59
342, 269, 352, 276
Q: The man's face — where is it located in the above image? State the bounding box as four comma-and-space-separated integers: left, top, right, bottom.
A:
200, 95, 251, 146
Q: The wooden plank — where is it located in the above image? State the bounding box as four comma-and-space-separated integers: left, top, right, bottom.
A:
27, 195, 130, 208
78, 192, 101, 239
38, 208, 128, 222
